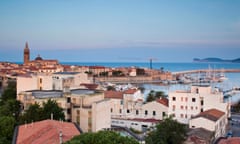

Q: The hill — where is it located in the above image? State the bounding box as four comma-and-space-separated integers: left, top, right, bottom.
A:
193, 57, 240, 63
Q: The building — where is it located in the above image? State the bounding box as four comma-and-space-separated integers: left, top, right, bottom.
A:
17, 72, 92, 95
168, 85, 229, 124
111, 118, 160, 132
23, 42, 30, 64
189, 108, 227, 139
18, 89, 111, 133
184, 128, 214, 144
70, 89, 111, 132
13, 119, 81, 144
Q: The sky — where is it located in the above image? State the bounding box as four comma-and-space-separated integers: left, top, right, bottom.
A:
0, 0, 240, 62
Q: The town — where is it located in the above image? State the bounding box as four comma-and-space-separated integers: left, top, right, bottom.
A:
0, 42, 239, 144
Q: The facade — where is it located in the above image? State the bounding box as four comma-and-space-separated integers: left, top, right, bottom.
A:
189, 108, 227, 139
18, 89, 111, 133
14, 120, 81, 144
111, 118, 160, 132
168, 85, 229, 124
17, 72, 91, 95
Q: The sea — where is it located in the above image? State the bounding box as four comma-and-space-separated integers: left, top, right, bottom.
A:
61, 62, 240, 104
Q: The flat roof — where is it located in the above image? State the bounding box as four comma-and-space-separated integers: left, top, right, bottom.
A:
71, 89, 96, 95
30, 90, 63, 99
53, 72, 80, 75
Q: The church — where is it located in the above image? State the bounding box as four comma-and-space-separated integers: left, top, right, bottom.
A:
23, 42, 59, 68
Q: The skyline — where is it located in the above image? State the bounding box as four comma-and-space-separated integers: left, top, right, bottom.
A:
0, 0, 240, 62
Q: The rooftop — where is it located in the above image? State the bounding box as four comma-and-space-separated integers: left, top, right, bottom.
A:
53, 72, 80, 75
192, 108, 225, 122
30, 90, 63, 99
70, 89, 96, 95
16, 120, 80, 144
104, 91, 123, 99
156, 97, 169, 107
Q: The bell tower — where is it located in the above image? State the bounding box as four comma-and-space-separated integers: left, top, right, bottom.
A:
23, 42, 30, 64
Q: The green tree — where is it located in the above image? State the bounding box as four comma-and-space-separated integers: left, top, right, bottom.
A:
41, 99, 65, 121
0, 81, 16, 104
20, 99, 65, 123
0, 99, 21, 121
145, 117, 187, 144
19, 103, 42, 124
65, 131, 138, 144
0, 116, 15, 144
146, 90, 166, 102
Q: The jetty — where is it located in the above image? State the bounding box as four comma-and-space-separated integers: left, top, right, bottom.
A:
173, 69, 240, 75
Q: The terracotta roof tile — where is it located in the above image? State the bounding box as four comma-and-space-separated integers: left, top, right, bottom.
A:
218, 137, 240, 144
104, 91, 123, 99
156, 98, 169, 107
124, 89, 137, 94
16, 120, 80, 144
193, 108, 225, 122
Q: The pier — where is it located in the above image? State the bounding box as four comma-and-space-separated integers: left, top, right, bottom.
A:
173, 69, 240, 75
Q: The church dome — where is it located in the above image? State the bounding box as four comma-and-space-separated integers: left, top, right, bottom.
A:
35, 54, 43, 61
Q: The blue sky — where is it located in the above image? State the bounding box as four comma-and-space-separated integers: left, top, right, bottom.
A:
0, 0, 240, 62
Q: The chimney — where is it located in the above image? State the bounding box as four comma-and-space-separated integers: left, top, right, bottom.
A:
51, 113, 53, 120
59, 131, 63, 144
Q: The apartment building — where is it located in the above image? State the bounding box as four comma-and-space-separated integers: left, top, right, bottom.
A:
17, 72, 92, 95
18, 89, 111, 133
189, 108, 227, 139
168, 85, 229, 124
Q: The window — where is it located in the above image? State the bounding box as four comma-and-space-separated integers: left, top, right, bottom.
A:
40, 86, 42, 90
185, 114, 187, 118
191, 106, 193, 110
195, 106, 198, 110
172, 97, 176, 101
77, 110, 80, 115
196, 88, 199, 94
185, 97, 188, 102
136, 110, 139, 115
172, 105, 176, 111
119, 109, 122, 113
162, 112, 166, 117
201, 108, 203, 112
67, 108, 71, 114
180, 105, 184, 109
153, 111, 156, 116
67, 97, 71, 103
192, 98, 196, 102
111, 108, 113, 113
120, 100, 123, 105
180, 114, 184, 118
181, 97, 183, 101
39, 78, 42, 83
201, 100, 204, 106
127, 109, 130, 113
145, 110, 148, 115
185, 106, 188, 110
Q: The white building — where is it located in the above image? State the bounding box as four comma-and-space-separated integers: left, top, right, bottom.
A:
189, 108, 227, 139
17, 72, 92, 95
168, 85, 230, 124
111, 118, 160, 132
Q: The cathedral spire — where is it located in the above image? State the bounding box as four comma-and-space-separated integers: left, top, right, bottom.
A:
25, 41, 29, 49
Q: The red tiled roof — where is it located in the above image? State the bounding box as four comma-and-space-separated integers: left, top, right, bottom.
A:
193, 108, 225, 122
218, 137, 240, 144
80, 83, 98, 90
156, 98, 169, 107
16, 120, 80, 144
104, 91, 123, 99
124, 89, 137, 94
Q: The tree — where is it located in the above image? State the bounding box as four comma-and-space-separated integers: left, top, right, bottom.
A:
19, 103, 42, 124
0, 116, 15, 144
146, 90, 166, 102
42, 99, 65, 121
0, 99, 21, 121
19, 99, 65, 124
145, 117, 187, 144
0, 81, 16, 104
65, 131, 138, 144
